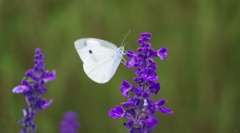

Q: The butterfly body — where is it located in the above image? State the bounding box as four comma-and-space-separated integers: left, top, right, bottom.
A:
74, 38, 124, 84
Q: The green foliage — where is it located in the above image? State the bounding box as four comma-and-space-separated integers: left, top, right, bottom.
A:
0, 0, 240, 132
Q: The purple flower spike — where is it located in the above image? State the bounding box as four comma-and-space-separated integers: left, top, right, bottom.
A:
60, 111, 80, 133
109, 32, 172, 133
12, 48, 56, 133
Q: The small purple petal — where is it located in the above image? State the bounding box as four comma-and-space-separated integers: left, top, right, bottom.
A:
12, 85, 29, 93
147, 49, 156, 58
155, 100, 173, 114
123, 100, 136, 109
126, 58, 136, 68
126, 96, 141, 108
145, 43, 151, 47
142, 68, 158, 81
138, 53, 147, 59
21, 80, 29, 86
157, 47, 169, 60
158, 107, 173, 114
124, 109, 135, 119
33, 83, 39, 88
40, 99, 53, 109
125, 120, 134, 130
38, 53, 44, 60
131, 86, 141, 96
43, 70, 56, 82
35, 48, 41, 54
155, 99, 166, 106
139, 33, 152, 45
40, 88, 48, 93
135, 68, 143, 77
142, 92, 150, 98
148, 62, 157, 70
133, 77, 144, 84
125, 50, 138, 68
141, 32, 152, 38
149, 82, 160, 94
137, 39, 144, 46
108, 106, 125, 119
126, 50, 135, 58
120, 80, 132, 98
137, 47, 144, 52
25, 69, 36, 79
146, 117, 158, 129
141, 37, 150, 42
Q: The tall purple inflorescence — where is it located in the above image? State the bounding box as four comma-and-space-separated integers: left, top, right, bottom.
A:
12, 48, 56, 133
60, 111, 80, 133
108, 32, 173, 133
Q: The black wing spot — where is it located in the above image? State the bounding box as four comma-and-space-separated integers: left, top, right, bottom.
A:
89, 50, 92, 54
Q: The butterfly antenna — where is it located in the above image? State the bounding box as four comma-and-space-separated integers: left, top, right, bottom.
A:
121, 29, 131, 47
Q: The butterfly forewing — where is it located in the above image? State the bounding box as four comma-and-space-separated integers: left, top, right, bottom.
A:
74, 38, 123, 83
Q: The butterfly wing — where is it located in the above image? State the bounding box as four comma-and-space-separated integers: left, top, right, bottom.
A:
83, 55, 119, 83
74, 38, 123, 83
74, 38, 117, 61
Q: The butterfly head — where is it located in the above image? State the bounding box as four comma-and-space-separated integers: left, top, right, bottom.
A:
118, 46, 125, 56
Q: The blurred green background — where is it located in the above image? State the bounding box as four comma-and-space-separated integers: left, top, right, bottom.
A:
1, 0, 240, 133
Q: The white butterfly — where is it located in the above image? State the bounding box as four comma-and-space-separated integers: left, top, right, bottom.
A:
74, 38, 124, 84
